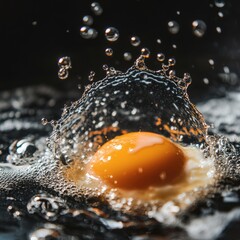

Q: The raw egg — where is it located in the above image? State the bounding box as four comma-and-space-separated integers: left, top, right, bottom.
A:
91, 132, 186, 189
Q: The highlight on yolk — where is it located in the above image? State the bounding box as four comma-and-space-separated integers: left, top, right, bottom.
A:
91, 132, 186, 189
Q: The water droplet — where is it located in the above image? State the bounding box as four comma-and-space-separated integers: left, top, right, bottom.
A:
80, 26, 98, 39
123, 52, 132, 61
32, 21, 37, 26
105, 27, 119, 42
130, 36, 141, 47
157, 53, 165, 62
58, 57, 71, 69
214, 0, 225, 8
58, 68, 69, 80
91, 2, 103, 16
168, 58, 176, 66
168, 21, 180, 34
83, 15, 93, 26
169, 70, 176, 78
141, 48, 150, 58
176, 11, 180, 15
192, 20, 207, 37
105, 48, 113, 57
156, 39, 161, 44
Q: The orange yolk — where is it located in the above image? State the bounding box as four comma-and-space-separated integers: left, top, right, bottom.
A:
91, 132, 186, 189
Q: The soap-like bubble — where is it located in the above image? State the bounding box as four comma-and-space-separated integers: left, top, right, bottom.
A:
192, 20, 207, 37
168, 21, 180, 34
105, 27, 119, 42
131, 36, 141, 47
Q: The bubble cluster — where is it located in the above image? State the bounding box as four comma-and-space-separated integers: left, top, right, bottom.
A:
80, 26, 98, 39
58, 57, 72, 80
91, 2, 103, 16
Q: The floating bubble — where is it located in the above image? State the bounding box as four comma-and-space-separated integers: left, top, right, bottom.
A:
192, 20, 207, 37
209, 59, 214, 65
218, 12, 224, 17
141, 48, 150, 58
83, 15, 94, 26
105, 48, 113, 56
172, 44, 177, 49
168, 58, 176, 66
203, 78, 209, 84
41, 118, 48, 126
32, 21, 37, 26
157, 39, 161, 44
168, 21, 180, 34
176, 11, 180, 15
123, 52, 132, 61
91, 2, 103, 16
80, 26, 98, 39
216, 27, 222, 33
130, 36, 141, 47
105, 27, 119, 42
58, 57, 71, 69
157, 53, 165, 62
214, 0, 225, 8
58, 68, 69, 80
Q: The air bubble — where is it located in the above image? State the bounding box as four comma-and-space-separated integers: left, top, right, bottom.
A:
58, 67, 69, 80
41, 118, 48, 126
105, 48, 113, 57
157, 53, 165, 62
209, 59, 214, 66
58, 57, 71, 69
123, 52, 132, 61
105, 27, 119, 42
214, 0, 225, 8
218, 12, 224, 17
141, 48, 150, 58
157, 39, 161, 44
80, 26, 98, 39
216, 27, 222, 33
91, 2, 103, 16
168, 58, 176, 66
83, 15, 94, 26
130, 36, 141, 47
168, 21, 180, 34
203, 78, 209, 84
192, 20, 207, 37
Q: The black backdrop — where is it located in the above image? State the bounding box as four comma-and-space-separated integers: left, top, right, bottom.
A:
1, 0, 240, 97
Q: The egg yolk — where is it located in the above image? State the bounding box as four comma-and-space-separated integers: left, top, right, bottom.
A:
91, 132, 186, 189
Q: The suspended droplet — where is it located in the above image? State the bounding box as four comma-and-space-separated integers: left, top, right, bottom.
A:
83, 15, 94, 26
80, 26, 98, 39
176, 11, 180, 15
105, 27, 119, 42
141, 48, 150, 58
168, 58, 176, 66
192, 20, 207, 37
156, 39, 161, 44
105, 48, 113, 56
168, 21, 180, 34
172, 44, 177, 49
130, 36, 141, 47
58, 68, 69, 80
214, 0, 225, 8
32, 21, 37, 26
157, 53, 165, 62
58, 57, 71, 69
123, 52, 132, 61
91, 2, 103, 16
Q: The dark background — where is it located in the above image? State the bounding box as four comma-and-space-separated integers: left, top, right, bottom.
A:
1, 0, 240, 98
